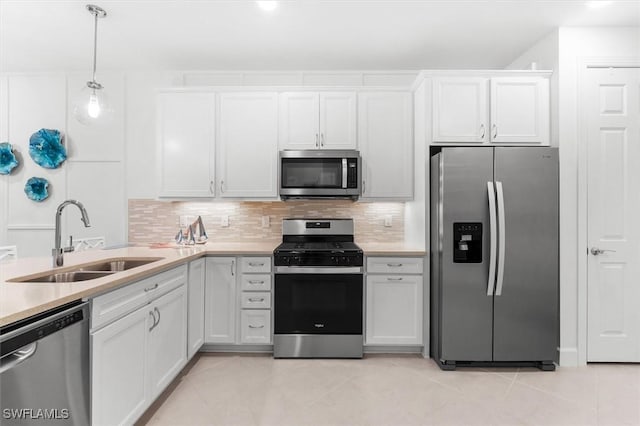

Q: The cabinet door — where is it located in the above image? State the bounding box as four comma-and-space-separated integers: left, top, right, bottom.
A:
358, 92, 413, 199
148, 285, 188, 400
218, 93, 278, 197
279, 92, 320, 149
187, 258, 205, 359
91, 307, 149, 426
490, 77, 549, 145
157, 92, 215, 197
366, 275, 423, 345
319, 92, 357, 149
204, 257, 237, 343
432, 78, 488, 143
240, 310, 272, 344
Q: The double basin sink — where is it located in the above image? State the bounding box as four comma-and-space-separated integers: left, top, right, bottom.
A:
9, 257, 164, 283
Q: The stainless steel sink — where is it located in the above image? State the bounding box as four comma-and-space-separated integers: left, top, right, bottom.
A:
76, 258, 164, 272
16, 271, 115, 283
8, 257, 164, 283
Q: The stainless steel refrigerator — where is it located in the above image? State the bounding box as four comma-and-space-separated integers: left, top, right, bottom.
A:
430, 147, 558, 371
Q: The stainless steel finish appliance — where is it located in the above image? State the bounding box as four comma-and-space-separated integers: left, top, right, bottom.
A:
430, 147, 558, 371
274, 218, 364, 358
279, 150, 361, 200
1, 301, 90, 425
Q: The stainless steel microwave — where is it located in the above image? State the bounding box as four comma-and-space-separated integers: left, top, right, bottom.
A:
279, 150, 361, 200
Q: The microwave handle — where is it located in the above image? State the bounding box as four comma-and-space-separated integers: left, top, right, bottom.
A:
342, 158, 347, 189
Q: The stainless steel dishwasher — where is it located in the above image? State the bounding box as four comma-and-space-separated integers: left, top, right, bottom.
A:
1, 301, 90, 425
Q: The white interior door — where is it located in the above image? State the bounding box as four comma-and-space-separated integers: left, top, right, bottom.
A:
586, 67, 640, 362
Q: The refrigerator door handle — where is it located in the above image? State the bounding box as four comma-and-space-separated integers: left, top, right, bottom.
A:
495, 181, 506, 296
487, 181, 497, 296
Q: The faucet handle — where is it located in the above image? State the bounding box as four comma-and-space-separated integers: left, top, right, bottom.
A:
63, 235, 75, 253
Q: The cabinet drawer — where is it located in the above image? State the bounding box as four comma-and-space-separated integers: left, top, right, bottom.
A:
366, 257, 423, 274
91, 265, 187, 330
240, 257, 271, 273
241, 292, 271, 309
240, 274, 271, 291
240, 310, 271, 344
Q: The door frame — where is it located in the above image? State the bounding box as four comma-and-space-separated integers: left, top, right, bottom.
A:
577, 58, 640, 365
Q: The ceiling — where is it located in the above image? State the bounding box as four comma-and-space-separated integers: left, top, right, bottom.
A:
1, 0, 638, 72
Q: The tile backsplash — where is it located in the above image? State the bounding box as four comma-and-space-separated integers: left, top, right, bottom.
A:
128, 199, 404, 244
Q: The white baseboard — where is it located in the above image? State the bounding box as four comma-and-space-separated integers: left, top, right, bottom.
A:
559, 347, 579, 367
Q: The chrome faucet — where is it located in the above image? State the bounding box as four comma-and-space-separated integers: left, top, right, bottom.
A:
53, 200, 91, 267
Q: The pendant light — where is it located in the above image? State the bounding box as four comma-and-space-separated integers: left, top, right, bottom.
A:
73, 4, 112, 125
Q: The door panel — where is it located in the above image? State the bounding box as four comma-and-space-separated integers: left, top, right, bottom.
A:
438, 148, 494, 361
319, 92, 357, 149
586, 68, 640, 362
432, 78, 488, 143
493, 147, 559, 361
279, 92, 319, 149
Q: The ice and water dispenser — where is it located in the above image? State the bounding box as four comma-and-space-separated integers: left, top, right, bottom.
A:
453, 222, 482, 263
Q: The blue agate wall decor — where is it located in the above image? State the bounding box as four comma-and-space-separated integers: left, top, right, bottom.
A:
29, 129, 67, 169
24, 177, 50, 202
0, 142, 19, 175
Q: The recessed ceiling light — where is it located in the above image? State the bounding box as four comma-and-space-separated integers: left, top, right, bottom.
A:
586, 1, 613, 8
256, 1, 278, 12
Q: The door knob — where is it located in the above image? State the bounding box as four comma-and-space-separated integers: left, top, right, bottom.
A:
590, 247, 616, 255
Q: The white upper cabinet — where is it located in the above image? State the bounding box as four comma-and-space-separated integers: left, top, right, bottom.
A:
218, 92, 279, 198
279, 92, 357, 150
279, 92, 319, 150
490, 77, 549, 145
319, 92, 357, 149
432, 77, 488, 143
358, 92, 413, 199
432, 76, 549, 145
157, 91, 215, 197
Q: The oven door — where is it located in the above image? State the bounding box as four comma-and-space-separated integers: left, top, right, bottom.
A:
274, 272, 363, 335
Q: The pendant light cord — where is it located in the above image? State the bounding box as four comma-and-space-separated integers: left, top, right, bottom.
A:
92, 10, 98, 83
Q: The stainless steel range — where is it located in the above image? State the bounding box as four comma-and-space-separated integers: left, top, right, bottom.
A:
273, 218, 364, 358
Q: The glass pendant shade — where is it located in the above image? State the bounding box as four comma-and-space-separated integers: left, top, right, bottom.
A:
74, 4, 110, 126
73, 82, 113, 125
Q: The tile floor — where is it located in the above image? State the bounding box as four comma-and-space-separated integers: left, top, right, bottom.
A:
140, 354, 640, 426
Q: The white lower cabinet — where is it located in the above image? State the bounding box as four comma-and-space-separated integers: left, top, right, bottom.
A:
365, 257, 424, 346
91, 305, 149, 426
91, 266, 188, 426
187, 258, 205, 359
204, 256, 272, 346
204, 257, 236, 343
148, 287, 188, 400
240, 310, 272, 344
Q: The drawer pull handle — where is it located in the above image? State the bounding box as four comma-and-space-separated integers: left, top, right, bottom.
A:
248, 280, 265, 285
387, 277, 403, 281
248, 297, 265, 302
387, 263, 403, 267
248, 324, 265, 329
144, 283, 159, 292
248, 262, 265, 267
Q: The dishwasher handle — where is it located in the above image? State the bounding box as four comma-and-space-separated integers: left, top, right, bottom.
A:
0, 342, 38, 374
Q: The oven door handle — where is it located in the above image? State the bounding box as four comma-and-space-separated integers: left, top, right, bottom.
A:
275, 266, 363, 274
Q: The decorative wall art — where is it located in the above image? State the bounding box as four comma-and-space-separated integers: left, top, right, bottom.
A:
0, 142, 19, 175
24, 177, 50, 202
29, 129, 67, 169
